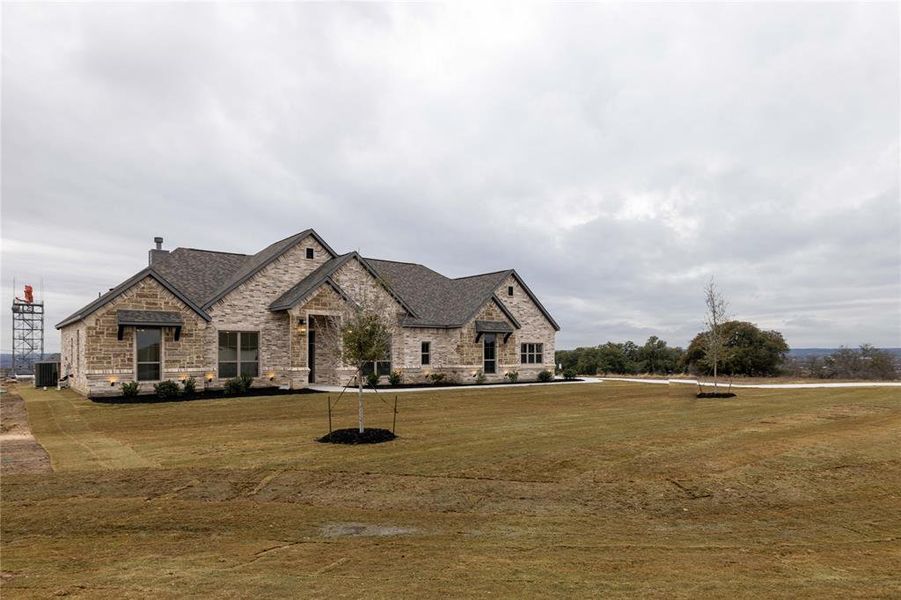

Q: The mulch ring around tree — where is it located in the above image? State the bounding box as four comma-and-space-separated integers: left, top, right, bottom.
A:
696, 392, 737, 398
318, 428, 397, 445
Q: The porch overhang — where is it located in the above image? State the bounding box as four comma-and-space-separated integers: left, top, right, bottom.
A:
117, 310, 184, 341
475, 320, 514, 343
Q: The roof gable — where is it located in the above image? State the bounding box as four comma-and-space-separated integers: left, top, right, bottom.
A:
269, 252, 416, 316
202, 229, 337, 309
506, 270, 561, 331
56, 269, 211, 329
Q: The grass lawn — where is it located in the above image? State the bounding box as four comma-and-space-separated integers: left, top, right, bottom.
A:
2, 382, 900, 598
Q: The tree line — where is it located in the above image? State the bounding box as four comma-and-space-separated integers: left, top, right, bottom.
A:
556, 329, 897, 380
555, 320, 790, 377
556, 279, 897, 381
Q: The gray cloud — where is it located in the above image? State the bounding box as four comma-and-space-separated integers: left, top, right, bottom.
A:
2, 2, 898, 353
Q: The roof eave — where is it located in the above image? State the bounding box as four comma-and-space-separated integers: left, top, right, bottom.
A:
509, 270, 560, 331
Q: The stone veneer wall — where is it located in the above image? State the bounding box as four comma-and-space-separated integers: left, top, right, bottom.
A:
330, 257, 407, 384
454, 301, 517, 382
62, 276, 211, 396
60, 321, 88, 394
205, 237, 330, 387
398, 327, 460, 383
494, 274, 557, 379
290, 285, 349, 386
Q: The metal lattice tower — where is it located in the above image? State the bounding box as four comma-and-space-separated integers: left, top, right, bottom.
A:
12, 293, 44, 375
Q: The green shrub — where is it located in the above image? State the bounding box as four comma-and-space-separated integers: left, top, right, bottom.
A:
562, 368, 578, 380
121, 381, 140, 398
239, 374, 254, 391
224, 376, 248, 395
388, 370, 403, 386
366, 372, 380, 388
182, 376, 197, 396
504, 370, 519, 383
474, 370, 486, 385
537, 370, 554, 382
428, 372, 447, 385
154, 380, 180, 399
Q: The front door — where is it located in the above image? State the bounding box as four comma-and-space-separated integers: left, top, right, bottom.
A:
308, 329, 316, 383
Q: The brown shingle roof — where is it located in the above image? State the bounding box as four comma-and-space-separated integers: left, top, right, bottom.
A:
57, 230, 559, 331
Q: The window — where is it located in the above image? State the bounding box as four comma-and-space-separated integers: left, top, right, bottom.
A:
362, 340, 392, 377
483, 334, 496, 374
136, 328, 162, 381
507, 285, 514, 296
218, 331, 259, 378
421, 341, 431, 366
305, 247, 314, 259
520, 343, 544, 364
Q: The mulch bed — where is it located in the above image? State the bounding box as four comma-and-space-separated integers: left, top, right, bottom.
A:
318, 428, 397, 445
697, 392, 737, 398
91, 386, 323, 404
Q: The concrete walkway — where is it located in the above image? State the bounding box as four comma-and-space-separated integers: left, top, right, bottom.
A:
308, 378, 596, 394
310, 376, 901, 394
600, 377, 901, 389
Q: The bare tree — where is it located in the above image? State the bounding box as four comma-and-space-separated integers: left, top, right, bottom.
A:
703, 277, 729, 390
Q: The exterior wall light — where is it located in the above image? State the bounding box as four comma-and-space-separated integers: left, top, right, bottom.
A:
205, 373, 214, 382
109, 376, 118, 386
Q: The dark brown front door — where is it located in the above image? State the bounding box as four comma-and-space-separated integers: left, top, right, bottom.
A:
308, 329, 316, 383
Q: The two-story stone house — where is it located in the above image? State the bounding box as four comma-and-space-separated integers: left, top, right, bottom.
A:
57, 229, 559, 396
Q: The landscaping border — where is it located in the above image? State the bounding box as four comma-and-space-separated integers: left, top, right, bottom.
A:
90, 386, 323, 404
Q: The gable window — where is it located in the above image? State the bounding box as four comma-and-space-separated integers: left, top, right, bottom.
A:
507, 285, 514, 296
218, 331, 259, 378
520, 343, 544, 364
306, 247, 314, 259
136, 328, 162, 381
421, 341, 431, 366
483, 334, 497, 374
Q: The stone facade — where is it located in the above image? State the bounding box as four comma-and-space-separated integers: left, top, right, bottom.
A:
205, 238, 330, 388
494, 274, 557, 379
59, 232, 558, 396
60, 276, 210, 396
60, 321, 87, 393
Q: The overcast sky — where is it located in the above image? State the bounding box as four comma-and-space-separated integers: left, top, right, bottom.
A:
2, 2, 899, 353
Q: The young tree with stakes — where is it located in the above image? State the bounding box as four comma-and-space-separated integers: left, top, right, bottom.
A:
339, 300, 392, 433
703, 277, 729, 390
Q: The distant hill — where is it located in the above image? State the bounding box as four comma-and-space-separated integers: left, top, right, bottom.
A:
0, 353, 60, 369
788, 348, 901, 359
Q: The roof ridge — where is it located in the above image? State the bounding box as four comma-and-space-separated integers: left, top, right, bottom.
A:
365, 256, 449, 279
258, 228, 313, 252
365, 257, 426, 267
175, 247, 248, 256
452, 269, 512, 280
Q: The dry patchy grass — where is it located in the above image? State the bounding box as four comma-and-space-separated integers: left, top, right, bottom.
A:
2, 382, 900, 598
